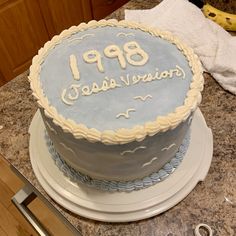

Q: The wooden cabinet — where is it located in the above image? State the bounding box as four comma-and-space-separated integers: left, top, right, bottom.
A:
0, 0, 128, 85
38, 0, 92, 37
0, 0, 49, 85
91, 0, 129, 20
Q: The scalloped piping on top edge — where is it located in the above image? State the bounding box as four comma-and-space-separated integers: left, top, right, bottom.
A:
28, 19, 204, 145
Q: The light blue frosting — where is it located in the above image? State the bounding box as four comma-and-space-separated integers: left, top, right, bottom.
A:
46, 130, 190, 192
40, 26, 192, 131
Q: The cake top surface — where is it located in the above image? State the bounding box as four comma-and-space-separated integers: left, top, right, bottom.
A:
29, 20, 203, 144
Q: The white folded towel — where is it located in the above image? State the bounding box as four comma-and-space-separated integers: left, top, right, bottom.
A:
125, 0, 236, 95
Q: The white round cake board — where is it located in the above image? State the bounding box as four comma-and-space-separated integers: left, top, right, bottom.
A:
29, 109, 213, 222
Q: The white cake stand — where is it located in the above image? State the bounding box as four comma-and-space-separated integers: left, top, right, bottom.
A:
29, 109, 213, 222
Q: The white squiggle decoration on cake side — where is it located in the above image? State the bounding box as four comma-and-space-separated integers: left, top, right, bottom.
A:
117, 32, 135, 37
116, 108, 136, 119
161, 143, 176, 151
68, 34, 94, 43
45, 121, 57, 135
134, 95, 152, 102
188, 116, 193, 125
69, 55, 80, 80
59, 142, 76, 157
46, 130, 190, 192
142, 157, 158, 168
120, 146, 146, 156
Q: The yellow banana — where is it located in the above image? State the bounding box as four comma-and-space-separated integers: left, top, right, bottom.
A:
202, 3, 236, 31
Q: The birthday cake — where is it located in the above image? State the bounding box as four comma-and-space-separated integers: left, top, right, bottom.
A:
29, 20, 203, 191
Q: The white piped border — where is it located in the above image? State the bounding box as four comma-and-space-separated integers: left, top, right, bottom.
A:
28, 19, 204, 145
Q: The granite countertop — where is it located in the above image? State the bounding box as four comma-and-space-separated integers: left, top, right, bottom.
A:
0, 0, 235, 235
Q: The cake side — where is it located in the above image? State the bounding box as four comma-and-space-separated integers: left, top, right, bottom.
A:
41, 108, 193, 181
29, 19, 203, 145
45, 128, 191, 191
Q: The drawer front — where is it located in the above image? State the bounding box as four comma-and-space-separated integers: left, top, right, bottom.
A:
91, 0, 129, 19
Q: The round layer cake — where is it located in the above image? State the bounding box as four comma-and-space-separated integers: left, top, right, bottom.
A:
29, 20, 203, 182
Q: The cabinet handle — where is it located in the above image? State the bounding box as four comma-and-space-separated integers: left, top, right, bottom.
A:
12, 184, 50, 236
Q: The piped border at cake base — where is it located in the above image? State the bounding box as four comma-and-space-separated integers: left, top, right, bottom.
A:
45, 130, 190, 192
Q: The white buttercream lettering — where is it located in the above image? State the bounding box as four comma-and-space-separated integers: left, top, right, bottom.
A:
120, 74, 130, 86
82, 86, 92, 96
143, 73, 152, 82
61, 89, 73, 106
154, 69, 161, 80
104, 44, 126, 69
132, 75, 141, 84
83, 50, 104, 73
123, 41, 149, 66
68, 84, 80, 100
160, 70, 170, 78
176, 65, 186, 79
82, 41, 148, 73
91, 82, 100, 93
81, 77, 121, 96
61, 65, 186, 105
101, 80, 109, 91
110, 78, 121, 88
69, 54, 80, 80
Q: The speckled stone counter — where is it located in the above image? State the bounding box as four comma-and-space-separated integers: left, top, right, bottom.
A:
0, 1, 235, 235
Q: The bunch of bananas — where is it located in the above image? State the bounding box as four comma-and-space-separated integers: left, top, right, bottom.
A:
202, 3, 236, 31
